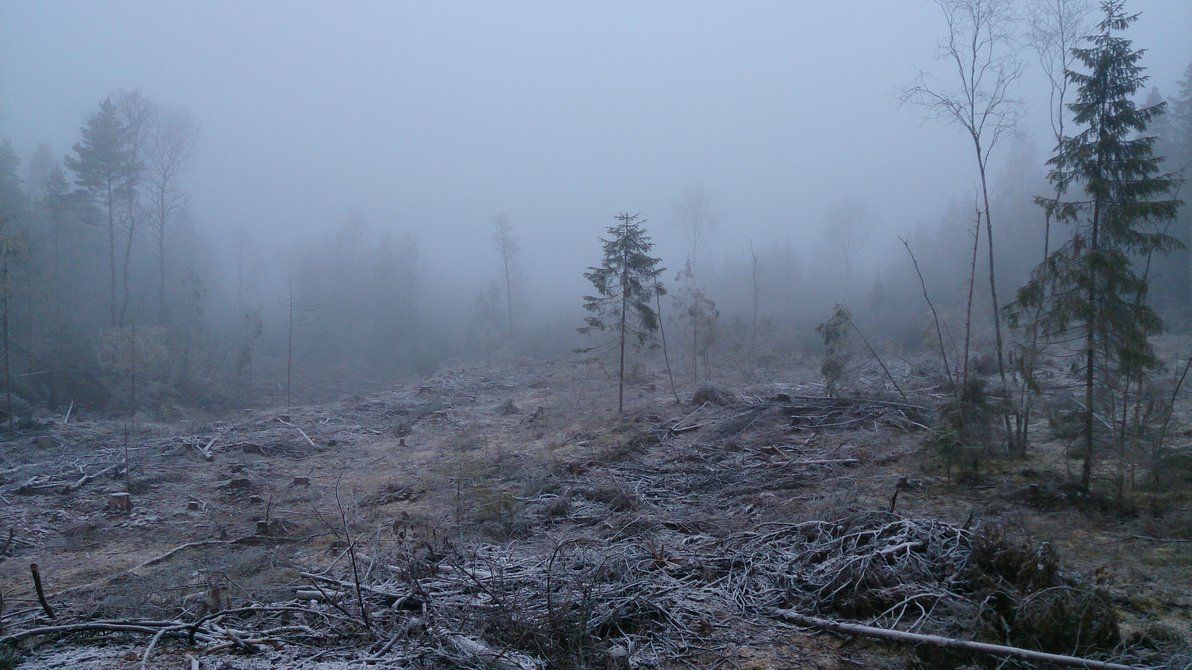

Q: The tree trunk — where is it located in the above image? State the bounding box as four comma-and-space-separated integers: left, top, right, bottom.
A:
108, 182, 117, 327
618, 257, 628, 415
1083, 197, 1101, 493
287, 288, 294, 406
502, 256, 514, 341
1019, 204, 1054, 452
157, 197, 167, 324
181, 326, 191, 383
119, 196, 136, 326
2, 240, 12, 434
749, 241, 760, 351
961, 207, 981, 391
775, 610, 1137, 670
977, 152, 1018, 454
656, 292, 679, 404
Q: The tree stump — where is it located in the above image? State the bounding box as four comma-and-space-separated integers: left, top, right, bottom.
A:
107, 492, 132, 512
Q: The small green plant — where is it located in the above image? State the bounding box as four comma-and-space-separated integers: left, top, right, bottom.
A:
927, 377, 993, 482
0, 646, 21, 670
815, 304, 853, 397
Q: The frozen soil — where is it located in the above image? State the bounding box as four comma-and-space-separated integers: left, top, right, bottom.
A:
1, 359, 1188, 668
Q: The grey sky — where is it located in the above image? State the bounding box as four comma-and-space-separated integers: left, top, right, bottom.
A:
2, 1, 1189, 304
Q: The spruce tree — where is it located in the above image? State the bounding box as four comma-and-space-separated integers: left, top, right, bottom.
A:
0, 141, 25, 224
1012, 0, 1182, 492
579, 212, 665, 413
1169, 64, 1192, 319
65, 99, 134, 326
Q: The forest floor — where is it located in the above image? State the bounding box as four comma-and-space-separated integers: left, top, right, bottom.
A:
1, 357, 1189, 669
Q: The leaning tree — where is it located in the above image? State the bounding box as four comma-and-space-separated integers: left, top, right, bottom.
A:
579, 212, 666, 413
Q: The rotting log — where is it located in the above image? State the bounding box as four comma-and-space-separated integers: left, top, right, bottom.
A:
61, 464, 120, 494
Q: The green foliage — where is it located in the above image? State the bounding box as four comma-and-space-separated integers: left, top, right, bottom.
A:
474, 486, 528, 539
815, 304, 852, 397
579, 212, 665, 411
64, 98, 140, 202
578, 212, 665, 349
0, 140, 27, 224
1011, 1, 1183, 489
927, 376, 994, 480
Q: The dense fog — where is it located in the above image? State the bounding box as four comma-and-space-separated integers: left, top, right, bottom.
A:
0, 0, 1189, 410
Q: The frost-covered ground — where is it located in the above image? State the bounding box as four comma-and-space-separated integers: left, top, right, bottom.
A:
2, 358, 1188, 668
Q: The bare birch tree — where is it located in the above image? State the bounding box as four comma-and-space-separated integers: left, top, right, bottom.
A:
145, 107, 198, 324
115, 90, 151, 326
282, 279, 319, 406
822, 198, 870, 284
672, 184, 716, 281
902, 0, 1024, 451
748, 240, 761, 350
491, 214, 519, 340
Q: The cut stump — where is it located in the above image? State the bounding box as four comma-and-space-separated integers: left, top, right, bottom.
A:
107, 492, 132, 512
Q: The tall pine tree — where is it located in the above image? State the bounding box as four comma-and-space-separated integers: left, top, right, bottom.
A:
580, 212, 665, 413
1012, 0, 1182, 492
65, 98, 135, 326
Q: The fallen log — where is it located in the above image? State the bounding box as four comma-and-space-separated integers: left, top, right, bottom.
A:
192, 436, 217, 461
1, 621, 168, 646
448, 634, 544, 670
276, 417, 317, 448
775, 610, 1139, 670
132, 535, 301, 573
61, 464, 120, 494
298, 571, 417, 607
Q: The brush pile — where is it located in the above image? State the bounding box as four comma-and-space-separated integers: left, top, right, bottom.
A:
2, 510, 1147, 669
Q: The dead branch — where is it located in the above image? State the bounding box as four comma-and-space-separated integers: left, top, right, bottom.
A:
1, 621, 168, 645
298, 572, 414, 605
842, 315, 909, 404
448, 633, 545, 670
131, 535, 300, 573
60, 463, 120, 494
334, 471, 371, 630
277, 417, 317, 448
775, 610, 1138, 670
30, 563, 55, 619
899, 236, 955, 392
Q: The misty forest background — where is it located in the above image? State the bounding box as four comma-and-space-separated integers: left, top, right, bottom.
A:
0, 2, 1189, 423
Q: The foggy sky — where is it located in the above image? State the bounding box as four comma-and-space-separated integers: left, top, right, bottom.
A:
2, 1, 1190, 306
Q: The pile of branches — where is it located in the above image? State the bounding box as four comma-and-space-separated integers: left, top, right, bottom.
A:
4, 511, 1161, 669
771, 395, 930, 432
719, 511, 1141, 666
0, 535, 727, 668
722, 512, 972, 627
